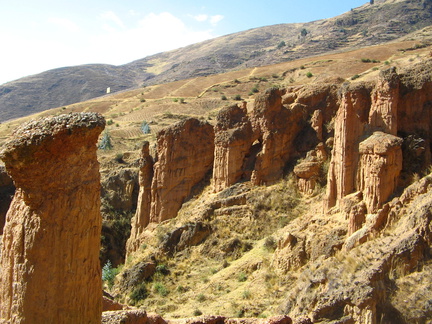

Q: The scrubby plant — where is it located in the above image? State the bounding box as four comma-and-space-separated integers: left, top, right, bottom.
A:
242, 290, 251, 299
277, 41, 286, 49
234, 94, 242, 101
221, 95, 228, 100
114, 153, 124, 163
306, 72, 313, 78
193, 309, 203, 316
238, 272, 247, 282
197, 293, 206, 302
130, 283, 148, 304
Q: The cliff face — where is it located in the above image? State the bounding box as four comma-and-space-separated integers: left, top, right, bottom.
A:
0, 113, 105, 323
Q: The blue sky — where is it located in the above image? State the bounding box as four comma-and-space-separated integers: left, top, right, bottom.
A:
0, 0, 367, 85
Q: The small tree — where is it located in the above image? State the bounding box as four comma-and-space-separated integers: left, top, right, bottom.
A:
301, 28, 308, 37
102, 260, 117, 288
141, 121, 151, 134
277, 41, 286, 49
98, 131, 113, 150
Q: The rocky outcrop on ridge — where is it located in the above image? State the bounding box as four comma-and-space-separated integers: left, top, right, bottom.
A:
150, 118, 215, 223
0, 113, 105, 323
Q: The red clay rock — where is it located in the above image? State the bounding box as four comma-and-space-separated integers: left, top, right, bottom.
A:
0, 113, 105, 323
127, 142, 154, 254
212, 104, 254, 192
102, 309, 147, 324
251, 88, 304, 185
294, 161, 321, 195
358, 131, 403, 212
368, 67, 399, 135
150, 118, 215, 223
326, 83, 371, 208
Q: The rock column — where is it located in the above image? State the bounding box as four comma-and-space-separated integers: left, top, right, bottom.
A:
0, 113, 105, 324
127, 142, 154, 255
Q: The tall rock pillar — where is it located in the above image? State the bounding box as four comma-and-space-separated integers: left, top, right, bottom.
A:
127, 141, 154, 255
0, 113, 105, 324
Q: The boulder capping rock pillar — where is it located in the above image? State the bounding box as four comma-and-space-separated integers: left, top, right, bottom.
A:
0, 113, 105, 324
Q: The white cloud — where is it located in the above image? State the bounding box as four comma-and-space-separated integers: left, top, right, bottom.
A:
193, 14, 208, 22
210, 15, 224, 26
48, 17, 79, 32
89, 12, 216, 65
100, 11, 125, 30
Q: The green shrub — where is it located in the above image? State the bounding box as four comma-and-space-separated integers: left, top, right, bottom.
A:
242, 290, 251, 299
351, 74, 360, 80
197, 293, 206, 302
233, 94, 242, 101
238, 272, 247, 282
130, 283, 148, 304
264, 236, 277, 251
193, 309, 203, 316
115, 153, 124, 163
107, 119, 114, 125
277, 41, 286, 49
156, 264, 169, 275
153, 282, 168, 296
221, 95, 227, 100
306, 72, 313, 78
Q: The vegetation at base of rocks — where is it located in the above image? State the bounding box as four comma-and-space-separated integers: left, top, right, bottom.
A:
129, 283, 148, 305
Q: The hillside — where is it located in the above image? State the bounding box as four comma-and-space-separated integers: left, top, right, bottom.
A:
0, 0, 432, 122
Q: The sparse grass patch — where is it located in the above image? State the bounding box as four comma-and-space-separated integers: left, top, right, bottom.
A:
242, 290, 251, 299
238, 272, 247, 282
153, 282, 169, 296
197, 293, 206, 302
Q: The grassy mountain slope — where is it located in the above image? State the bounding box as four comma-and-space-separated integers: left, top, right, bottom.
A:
0, 0, 431, 122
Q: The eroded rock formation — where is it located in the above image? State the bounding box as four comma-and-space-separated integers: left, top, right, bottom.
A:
127, 142, 154, 254
212, 103, 254, 192
0, 113, 105, 323
326, 66, 430, 213
150, 118, 215, 223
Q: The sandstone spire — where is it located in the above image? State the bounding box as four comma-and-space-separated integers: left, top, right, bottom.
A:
0, 113, 105, 323
127, 141, 154, 254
